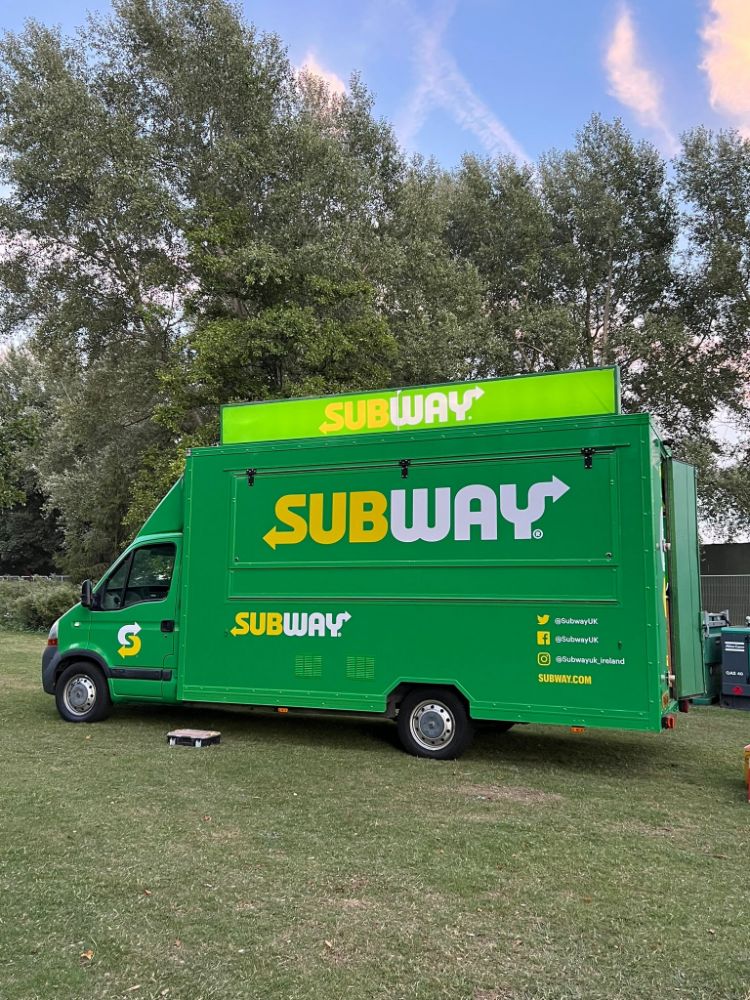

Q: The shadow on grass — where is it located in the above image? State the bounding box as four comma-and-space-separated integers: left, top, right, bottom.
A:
36, 693, 746, 800
105, 699, 675, 778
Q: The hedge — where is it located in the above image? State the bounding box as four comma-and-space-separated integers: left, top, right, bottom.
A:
0, 580, 80, 632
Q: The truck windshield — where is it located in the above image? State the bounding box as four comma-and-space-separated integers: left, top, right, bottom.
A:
98, 542, 176, 610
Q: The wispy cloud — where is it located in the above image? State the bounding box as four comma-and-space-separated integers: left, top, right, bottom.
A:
396, 0, 529, 163
604, 6, 677, 154
701, 0, 750, 136
299, 52, 347, 97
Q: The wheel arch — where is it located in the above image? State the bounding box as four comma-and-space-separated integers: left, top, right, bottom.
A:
386, 681, 472, 719
53, 651, 110, 689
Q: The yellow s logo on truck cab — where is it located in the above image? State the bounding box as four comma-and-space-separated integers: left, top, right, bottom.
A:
117, 622, 142, 658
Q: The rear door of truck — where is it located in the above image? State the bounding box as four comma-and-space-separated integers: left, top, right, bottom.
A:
664, 457, 704, 698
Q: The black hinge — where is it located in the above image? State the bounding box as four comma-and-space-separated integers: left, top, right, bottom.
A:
581, 447, 596, 470
246, 468, 257, 487
399, 459, 411, 479
161, 619, 175, 633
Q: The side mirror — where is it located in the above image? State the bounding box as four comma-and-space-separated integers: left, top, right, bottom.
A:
80, 580, 93, 609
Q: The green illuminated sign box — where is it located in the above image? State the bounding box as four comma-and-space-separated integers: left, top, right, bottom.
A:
221, 367, 620, 445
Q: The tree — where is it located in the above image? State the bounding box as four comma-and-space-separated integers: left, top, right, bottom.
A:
167, 74, 403, 419
538, 117, 685, 415
0, 7, 190, 573
360, 158, 487, 385
0, 348, 63, 573
0, 0, 297, 574
128, 72, 409, 522
675, 128, 750, 534
0, 474, 63, 575
446, 153, 578, 375
0, 352, 36, 509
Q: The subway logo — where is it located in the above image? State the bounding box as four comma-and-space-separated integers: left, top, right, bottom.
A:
262, 477, 570, 549
221, 368, 620, 445
319, 386, 484, 434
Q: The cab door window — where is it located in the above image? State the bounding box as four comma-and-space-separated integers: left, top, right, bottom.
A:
96, 543, 176, 610
100, 556, 131, 610
123, 544, 176, 607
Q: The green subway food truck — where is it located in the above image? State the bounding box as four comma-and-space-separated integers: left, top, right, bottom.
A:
42, 367, 704, 758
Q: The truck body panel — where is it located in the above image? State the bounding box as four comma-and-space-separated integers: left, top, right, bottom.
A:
161, 412, 674, 730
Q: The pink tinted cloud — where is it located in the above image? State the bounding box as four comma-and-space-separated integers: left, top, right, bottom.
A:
299, 52, 347, 97
701, 0, 750, 136
604, 6, 677, 154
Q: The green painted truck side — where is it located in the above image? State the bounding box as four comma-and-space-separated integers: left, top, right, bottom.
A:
53, 410, 704, 733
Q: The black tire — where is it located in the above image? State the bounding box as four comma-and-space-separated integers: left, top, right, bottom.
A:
396, 689, 474, 759
55, 661, 112, 723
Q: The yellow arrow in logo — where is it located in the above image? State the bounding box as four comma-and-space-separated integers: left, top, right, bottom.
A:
262, 526, 281, 550
263, 494, 309, 550
118, 635, 141, 658
117, 622, 142, 659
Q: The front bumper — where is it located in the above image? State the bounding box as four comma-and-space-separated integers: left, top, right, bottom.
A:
42, 646, 62, 694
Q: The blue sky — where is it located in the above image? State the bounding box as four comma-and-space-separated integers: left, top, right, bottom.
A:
2, 0, 749, 165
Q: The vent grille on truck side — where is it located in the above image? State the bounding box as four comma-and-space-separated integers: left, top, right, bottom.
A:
294, 655, 323, 678
346, 656, 375, 681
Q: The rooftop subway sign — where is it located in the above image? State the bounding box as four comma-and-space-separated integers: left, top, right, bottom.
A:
220, 367, 620, 445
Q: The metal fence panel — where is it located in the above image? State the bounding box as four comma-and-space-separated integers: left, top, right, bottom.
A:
701, 575, 750, 626
0, 575, 71, 584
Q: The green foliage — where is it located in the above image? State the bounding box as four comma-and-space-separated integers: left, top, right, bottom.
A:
123, 446, 186, 539
0, 349, 46, 509
675, 128, 750, 417
540, 116, 677, 361
2, 1, 750, 568
446, 154, 562, 375
0, 580, 79, 631
0, 480, 63, 575
0, 0, 409, 573
381, 161, 490, 384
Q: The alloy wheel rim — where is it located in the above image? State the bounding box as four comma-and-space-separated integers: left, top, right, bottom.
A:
63, 675, 97, 716
409, 700, 455, 751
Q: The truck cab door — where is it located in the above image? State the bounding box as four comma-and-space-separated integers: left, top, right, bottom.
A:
90, 540, 179, 700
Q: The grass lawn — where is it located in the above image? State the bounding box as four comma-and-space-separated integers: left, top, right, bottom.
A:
2, 630, 750, 1000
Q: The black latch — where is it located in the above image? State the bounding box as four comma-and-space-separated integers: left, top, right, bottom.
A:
161, 619, 175, 633
399, 459, 411, 479
246, 468, 257, 487
581, 447, 596, 470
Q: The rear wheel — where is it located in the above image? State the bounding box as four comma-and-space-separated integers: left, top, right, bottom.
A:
397, 689, 473, 759
55, 662, 111, 723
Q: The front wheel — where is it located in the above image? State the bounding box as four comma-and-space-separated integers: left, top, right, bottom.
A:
397, 689, 474, 759
55, 662, 112, 723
